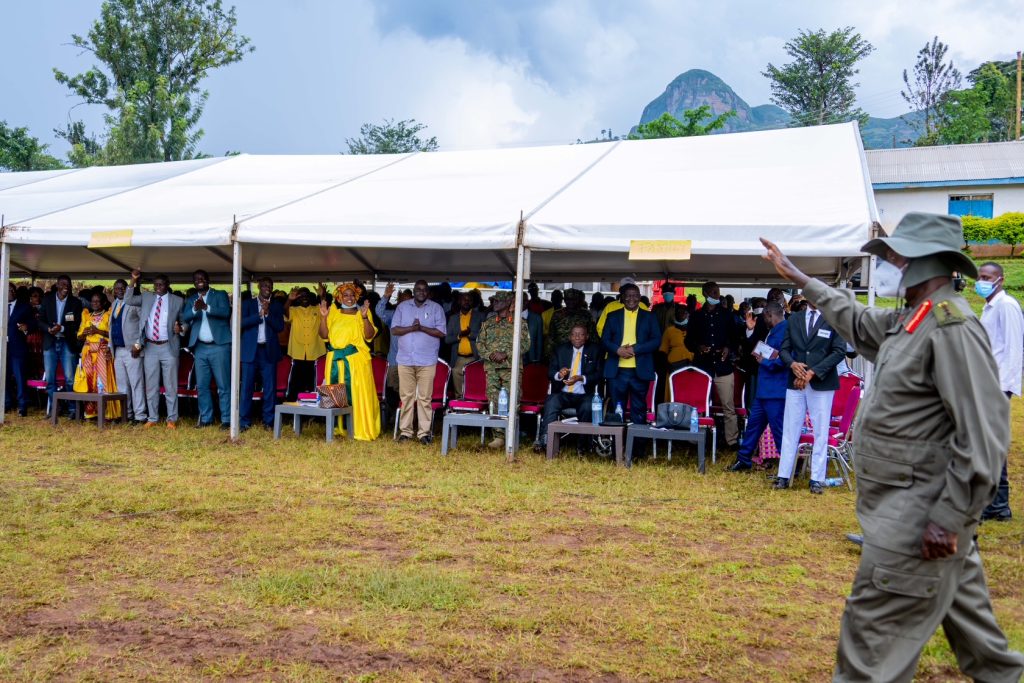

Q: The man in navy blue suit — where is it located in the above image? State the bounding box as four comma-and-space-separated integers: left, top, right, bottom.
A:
728, 301, 788, 472
181, 269, 233, 428
240, 276, 285, 429
534, 322, 602, 453
601, 283, 661, 424
6, 284, 37, 417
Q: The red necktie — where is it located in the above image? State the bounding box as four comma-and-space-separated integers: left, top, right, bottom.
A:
153, 296, 162, 340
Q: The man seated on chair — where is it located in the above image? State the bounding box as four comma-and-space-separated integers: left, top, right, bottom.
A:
601, 283, 661, 424
728, 302, 788, 472
534, 323, 602, 453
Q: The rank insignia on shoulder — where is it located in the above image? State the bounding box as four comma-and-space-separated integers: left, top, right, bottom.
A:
904, 300, 932, 333
932, 300, 965, 326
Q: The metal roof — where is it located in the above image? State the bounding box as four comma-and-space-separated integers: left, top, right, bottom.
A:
866, 140, 1024, 186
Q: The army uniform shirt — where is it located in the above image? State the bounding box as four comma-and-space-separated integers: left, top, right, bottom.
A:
476, 313, 531, 407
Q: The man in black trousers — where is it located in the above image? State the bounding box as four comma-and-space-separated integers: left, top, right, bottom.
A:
534, 323, 602, 453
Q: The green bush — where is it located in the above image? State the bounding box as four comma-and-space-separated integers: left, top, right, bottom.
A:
992, 212, 1024, 257
960, 214, 995, 246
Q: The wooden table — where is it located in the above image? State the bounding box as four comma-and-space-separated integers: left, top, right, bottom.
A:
51, 391, 128, 429
625, 424, 707, 472
440, 413, 518, 455
545, 421, 626, 466
273, 403, 353, 442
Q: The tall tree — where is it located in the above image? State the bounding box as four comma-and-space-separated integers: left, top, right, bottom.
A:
763, 27, 874, 127
967, 62, 1016, 141
934, 87, 991, 145
345, 119, 439, 154
901, 37, 961, 140
53, 0, 253, 165
628, 107, 737, 140
0, 122, 66, 172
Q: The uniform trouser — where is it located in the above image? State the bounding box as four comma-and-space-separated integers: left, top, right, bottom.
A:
982, 390, 1013, 519
398, 364, 436, 438
44, 339, 79, 415
452, 355, 474, 398
735, 397, 784, 466
193, 342, 231, 425
240, 344, 276, 427
778, 386, 833, 483
538, 391, 592, 445
5, 355, 27, 411
610, 368, 649, 424
834, 541, 1024, 682
143, 343, 178, 423
713, 373, 739, 445
113, 345, 147, 422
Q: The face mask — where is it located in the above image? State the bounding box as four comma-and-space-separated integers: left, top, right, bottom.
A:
752, 307, 764, 315
674, 318, 688, 327
873, 260, 906, 298
662, 292, 675, 303
705, 297, 720, 306
340, 302, 358, 310
974, 280, 999, 298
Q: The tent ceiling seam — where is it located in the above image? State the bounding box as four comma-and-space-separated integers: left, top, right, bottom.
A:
0, 168, 83, 202
87, 247, 133, 273
521, 141, 622, 223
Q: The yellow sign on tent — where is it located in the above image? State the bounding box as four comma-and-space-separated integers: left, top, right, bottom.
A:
628, 239, 692, 261
88, 229, 134, 249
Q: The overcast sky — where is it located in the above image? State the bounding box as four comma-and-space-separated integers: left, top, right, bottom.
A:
3, 0, 1020, 157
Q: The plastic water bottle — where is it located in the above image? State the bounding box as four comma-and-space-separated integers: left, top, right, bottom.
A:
591, 393, 602, 425
497, 387, 509, 416
824, 477, 844, 487
690, 409, 698, 433
614, 401, 624, 421
97, 376, 105, 394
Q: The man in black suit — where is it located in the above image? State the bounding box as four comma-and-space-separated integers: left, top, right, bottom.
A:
39, 274, 84, 417
6, 285, 37, 417
775, 298, 848, 493
601, 283, 661, 424
534, 323, 602, 453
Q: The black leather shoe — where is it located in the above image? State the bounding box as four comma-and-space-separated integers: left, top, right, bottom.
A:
18, 408, 28, 417
395, 435, 411, 443
772, 477, 790, 490
845, 533, 864, 546
727, 460, 752, 472
809, 481, 824, 495
419, 435, 433, 446
532, 442, 546, 454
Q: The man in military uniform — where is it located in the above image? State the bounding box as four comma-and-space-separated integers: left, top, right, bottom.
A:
545, 288, 597, 358
761, 212, 1024, 683
476, 291, 531, 449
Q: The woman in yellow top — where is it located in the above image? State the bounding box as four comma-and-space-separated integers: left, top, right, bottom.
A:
74, 292, 121, 420
284, 287, 327, 399
318, 283, 380, 440
658, 303, 695, 400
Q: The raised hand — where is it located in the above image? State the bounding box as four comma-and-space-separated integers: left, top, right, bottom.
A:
130, 268, 141, 283
319, 300, 330, 318
760, 238, 809, 287
360, 300, 371, 317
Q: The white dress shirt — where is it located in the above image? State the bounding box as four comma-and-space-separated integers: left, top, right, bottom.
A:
981, 289, 1024, 396
196, 292, 214, 343
554, 346, 587, 395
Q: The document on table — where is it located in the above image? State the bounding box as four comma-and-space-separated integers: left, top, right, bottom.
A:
754, 341, 777, 359
560, 417, 579, 424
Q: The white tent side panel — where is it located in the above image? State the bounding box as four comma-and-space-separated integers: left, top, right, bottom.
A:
525, 123, 876, 263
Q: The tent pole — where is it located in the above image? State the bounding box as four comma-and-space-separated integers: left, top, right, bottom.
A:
230, 239, 242, 440
505, 226, 527, 463
0, 239, 10, 425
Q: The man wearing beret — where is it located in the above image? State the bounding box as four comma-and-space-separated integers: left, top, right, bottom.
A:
762, 212, 1023, 682
476, 290, 530, 449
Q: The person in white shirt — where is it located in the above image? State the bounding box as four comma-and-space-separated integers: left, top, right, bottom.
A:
977, 261, 1023, 521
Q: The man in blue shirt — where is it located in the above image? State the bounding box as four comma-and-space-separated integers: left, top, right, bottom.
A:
391, 280, 447, 444
181, 269, 233, 428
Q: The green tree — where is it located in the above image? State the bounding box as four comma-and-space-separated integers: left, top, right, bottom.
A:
627, 107, 737, 140
967, 62, 1015, 141
993, 212, 1024, 257
0, 121, 66, 171
901, 37, 961, 141
345, 119, 439, 154
763, 27, 874, 127
53, 0, 253, 165
934, 87, 991, 145
959, 214, 994, 248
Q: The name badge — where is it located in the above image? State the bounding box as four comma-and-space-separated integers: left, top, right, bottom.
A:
816, 328, 831, 339
65, 313, 76, 322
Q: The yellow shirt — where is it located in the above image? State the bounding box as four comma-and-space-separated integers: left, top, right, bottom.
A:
285, 305, 327, 360
458, 312, 473, 356
619, 308, 638, 368
659, 325, 694, 365
596, 300, 650, 337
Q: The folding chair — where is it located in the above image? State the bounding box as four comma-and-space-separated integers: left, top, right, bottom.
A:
518, 362, 550, 443
446, 359, 489, 444
668, 366, 717, 461
796, 386, 861, 489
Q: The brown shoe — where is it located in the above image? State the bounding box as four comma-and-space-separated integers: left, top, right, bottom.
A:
144, 421, 157, 429
166, 421, 177, 430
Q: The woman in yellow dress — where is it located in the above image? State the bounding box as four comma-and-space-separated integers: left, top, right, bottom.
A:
318, 283, 380, 440
74, 291, 121, 420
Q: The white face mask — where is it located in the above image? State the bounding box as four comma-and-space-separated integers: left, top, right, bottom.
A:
874, 260, 906, 298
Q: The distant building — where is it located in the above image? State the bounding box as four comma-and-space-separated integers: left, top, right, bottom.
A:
867, 141, 1024, 252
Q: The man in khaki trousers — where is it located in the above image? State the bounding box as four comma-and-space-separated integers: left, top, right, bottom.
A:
390, 280, 447, 444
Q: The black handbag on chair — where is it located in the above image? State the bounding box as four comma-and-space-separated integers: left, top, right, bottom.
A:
654, 402, 695, 429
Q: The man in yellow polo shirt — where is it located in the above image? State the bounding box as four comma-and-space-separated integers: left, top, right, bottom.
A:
600, 283, 661, 424
284, 287, 326, 399
596, 276, 650, 336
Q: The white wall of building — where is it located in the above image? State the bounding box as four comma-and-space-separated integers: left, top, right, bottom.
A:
874, 184, 1024, 233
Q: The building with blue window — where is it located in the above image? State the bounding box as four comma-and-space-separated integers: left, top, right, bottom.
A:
867, 141, 1024, 235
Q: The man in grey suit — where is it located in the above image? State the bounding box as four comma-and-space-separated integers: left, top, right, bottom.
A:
775, 298, 847, 493
109, 276, 147, 424
127, 270, 185, 429
181, 269, 232, 428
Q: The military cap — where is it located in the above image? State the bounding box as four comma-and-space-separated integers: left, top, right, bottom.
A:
491, 290, 514, 305
861, 212, 977, 278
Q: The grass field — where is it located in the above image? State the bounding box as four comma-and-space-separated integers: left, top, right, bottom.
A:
0, 401, 1021, 681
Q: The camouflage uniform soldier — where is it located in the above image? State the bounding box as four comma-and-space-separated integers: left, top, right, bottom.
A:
762, 213, 1024, 683
545, 288, 597, 357
476, 290, 530, 448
